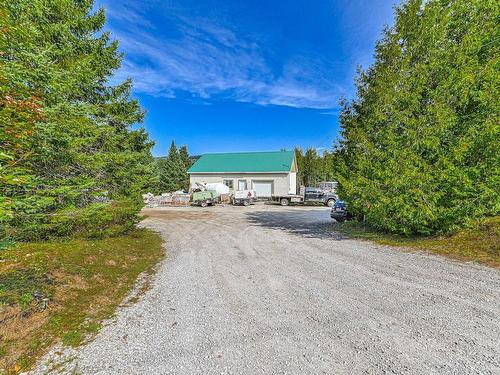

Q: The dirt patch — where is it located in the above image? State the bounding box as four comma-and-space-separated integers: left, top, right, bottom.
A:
141, 208, 215, 221
0, 306, 51, 372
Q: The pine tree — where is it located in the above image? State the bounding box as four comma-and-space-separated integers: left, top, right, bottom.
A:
178, 145, 192, 189
178, 146, 191, 169
157, 141, 191, 193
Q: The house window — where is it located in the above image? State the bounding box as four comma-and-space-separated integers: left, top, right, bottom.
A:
238, 180, 247, 190
223, 179, 234, 189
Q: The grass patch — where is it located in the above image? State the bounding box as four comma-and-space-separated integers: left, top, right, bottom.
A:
335, 216, 500, 267
0, 228, 164, 374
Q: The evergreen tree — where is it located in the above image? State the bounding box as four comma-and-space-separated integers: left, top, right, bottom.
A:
178, 146, 191, 169
157, 141, 191, 193
178, 145, 192, 188
295, 147, 335, 187
302, 148, 321, 187
320, 151, 336, 182
167, 141, 180, 162
1, 0, 156, 240
334, 0, 499, 234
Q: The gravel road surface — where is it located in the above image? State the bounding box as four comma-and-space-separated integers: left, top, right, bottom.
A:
32, 205, 500, 374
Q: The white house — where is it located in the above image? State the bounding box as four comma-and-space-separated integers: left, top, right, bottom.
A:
188, 150, 297, 198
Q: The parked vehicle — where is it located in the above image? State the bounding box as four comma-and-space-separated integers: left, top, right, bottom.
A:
271, 184, 338, 207
192, 190, 218, 207
330, 200, 352, 222
233, 190, 257, 206
318, 181, 338, 193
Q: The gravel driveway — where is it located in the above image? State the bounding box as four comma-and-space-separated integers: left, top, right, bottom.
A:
33, 205, 499, 374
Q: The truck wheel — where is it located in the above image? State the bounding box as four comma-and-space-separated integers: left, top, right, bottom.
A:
243, 200, 250, 206
200, 201, 208, 207
280, 198, 289, 206
326, 199, 335, 207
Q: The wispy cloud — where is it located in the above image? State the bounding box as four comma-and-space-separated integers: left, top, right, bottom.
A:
320, 109, 341, 116
102, 2, 344, 109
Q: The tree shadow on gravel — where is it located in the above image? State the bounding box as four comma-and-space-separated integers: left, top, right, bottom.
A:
245, 209, 347, 240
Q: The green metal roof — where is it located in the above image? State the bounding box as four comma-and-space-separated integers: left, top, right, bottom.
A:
188, 151, 295, 173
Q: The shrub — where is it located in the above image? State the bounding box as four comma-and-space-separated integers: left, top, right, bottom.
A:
6, 200, 142, 242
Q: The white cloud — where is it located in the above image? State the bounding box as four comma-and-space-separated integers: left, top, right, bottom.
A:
105, 3, 344, 109
320, 110, 341, 116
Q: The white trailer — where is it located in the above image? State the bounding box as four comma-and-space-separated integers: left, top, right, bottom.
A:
232, 190, 256, 206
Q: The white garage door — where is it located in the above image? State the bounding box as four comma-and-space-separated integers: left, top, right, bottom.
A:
253, 181, 273, 198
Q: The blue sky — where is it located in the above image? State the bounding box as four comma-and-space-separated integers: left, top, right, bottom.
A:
97, 0, 398, 156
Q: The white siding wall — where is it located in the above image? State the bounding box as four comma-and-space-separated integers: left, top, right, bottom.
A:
289, 172, 297, 194
189, 173, 292, 196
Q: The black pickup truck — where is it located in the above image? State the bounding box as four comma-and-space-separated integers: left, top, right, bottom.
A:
304, 187, 337, 206
271, 187, 337, 207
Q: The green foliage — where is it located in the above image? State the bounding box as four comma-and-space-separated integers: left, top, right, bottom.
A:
295, 147, 335, 187
156, 141, 192, 193
6, 200, 142, 241
334, 0, 500, 234
61, 330, 83, 347
0, 268, 52, 307
0, 0, 156, 240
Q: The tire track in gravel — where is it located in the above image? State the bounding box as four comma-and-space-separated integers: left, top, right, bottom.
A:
29, 205, 500, 375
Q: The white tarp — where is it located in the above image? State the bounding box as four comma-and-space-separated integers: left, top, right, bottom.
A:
205, 183, 230, 195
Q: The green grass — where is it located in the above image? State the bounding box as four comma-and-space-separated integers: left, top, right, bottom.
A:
335, 216, 500, 267
0, 229, 164, 374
